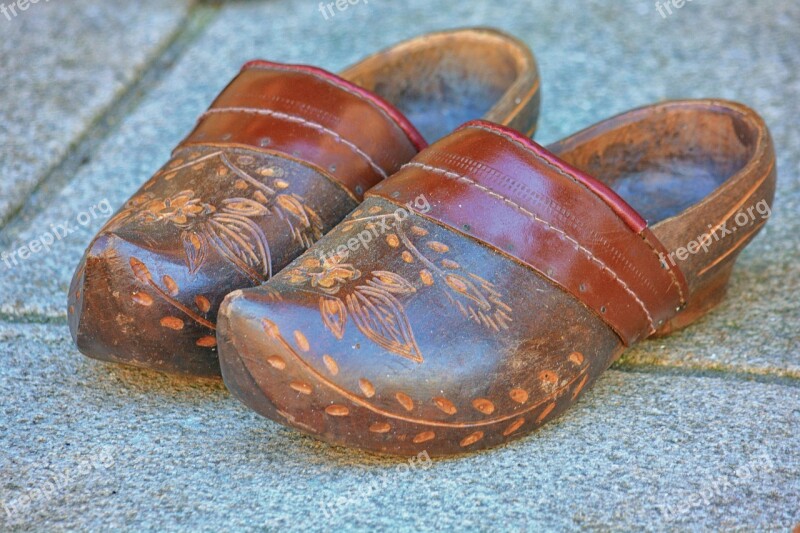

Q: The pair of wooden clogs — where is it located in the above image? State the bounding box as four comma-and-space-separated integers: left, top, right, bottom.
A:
68, 28, 776, 456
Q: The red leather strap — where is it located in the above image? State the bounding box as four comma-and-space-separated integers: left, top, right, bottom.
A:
368, 120, 688, 345
179, 61, 426, 199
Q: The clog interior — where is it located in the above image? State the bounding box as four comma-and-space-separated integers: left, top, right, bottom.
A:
549, 104, 761, 225
342, 32, 530, 142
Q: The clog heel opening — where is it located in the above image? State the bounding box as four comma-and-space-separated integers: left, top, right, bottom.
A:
549, 101, 773, 335
341, 30, 535, 143
549, 103, 762, 226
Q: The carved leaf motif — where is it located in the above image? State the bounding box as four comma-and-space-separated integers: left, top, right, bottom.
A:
319, 296, 347, 340
207, 214, 272, 281
221, 198, 269, 217
276, 194, 307, 220
345, 285, 422, 363
444, 272, 513, 331
275, 194, 324, 248
368, 271, 417, 295
444, 274, 491, 310
182, 231, 207, 274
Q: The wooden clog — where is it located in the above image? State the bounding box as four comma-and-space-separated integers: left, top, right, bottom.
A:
217, 100, 775, 455
68, 28, 540, 377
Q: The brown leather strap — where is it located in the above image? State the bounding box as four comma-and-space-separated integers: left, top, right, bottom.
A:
179, 61, 426, 199
368, 120, 688, 345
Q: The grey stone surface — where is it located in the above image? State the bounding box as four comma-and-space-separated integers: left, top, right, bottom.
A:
0, 0, 799, 530
0, 0, 192, 224
0, 0, 797, 378
0, 322, 797, 531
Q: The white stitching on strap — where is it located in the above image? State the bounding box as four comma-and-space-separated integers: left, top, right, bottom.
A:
405, 161, 657, 334
467, 123, 687, 307
245, 63, 412, 145
639, 232, 687, 306
201, 107, 388, 179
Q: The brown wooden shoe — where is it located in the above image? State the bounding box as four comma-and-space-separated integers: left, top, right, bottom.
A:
217, 100, 776, 456
67, 28, 540, 377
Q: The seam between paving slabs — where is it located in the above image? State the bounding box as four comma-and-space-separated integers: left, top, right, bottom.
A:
613, 360, 800, 387
0, 1, 220, 242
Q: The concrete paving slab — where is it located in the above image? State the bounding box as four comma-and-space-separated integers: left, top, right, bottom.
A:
0, 0, 192, 224
0, 322, 797, 531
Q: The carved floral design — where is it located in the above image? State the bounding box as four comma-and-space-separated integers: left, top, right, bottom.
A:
142, 191, 212, 225
107, 149, 324, 284
107, 148, 324, 335
285, 255, 361, 294
283, 209, 512, 363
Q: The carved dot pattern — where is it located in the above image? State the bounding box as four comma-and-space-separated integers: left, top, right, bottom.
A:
368, 206, 382, 214
130, 257, 151, 282
262, 318, 280, 338
196, 336, 217, 348
433, 397, 457, 415
325, 405, 350, 417
539, 370, 559, 384
419, 270, 434, 286
402, 251, 414, 263
132, 292, 153, 306
290, 381, 313, 395
395, 392, 414, 412
294, 330, 310, 352
267, 355, 286, 370
569, 351, 585, 365
426, 241, 449, 253
510, 388, 529, 404
460, 431, 484, 447
472, 398, 495, 415
411, 226, 428, 236
386, 234, 400, 248
413, 431, 436, 444
323, 354, 339, 375
195, 295, 211, 313
160, 316, 184, 330
441, 259, 460, 269
162, 275, 179, 296
369, 422, 391, 433
359, 378, 376, 398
